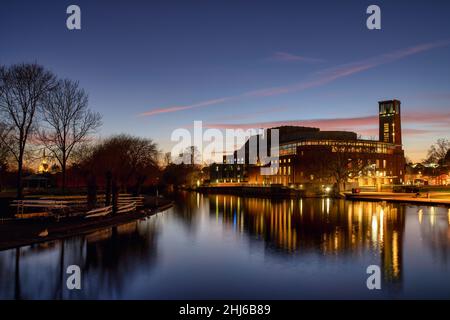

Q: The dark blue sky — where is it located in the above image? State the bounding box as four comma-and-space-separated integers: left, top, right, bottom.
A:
1, 0, 450, 160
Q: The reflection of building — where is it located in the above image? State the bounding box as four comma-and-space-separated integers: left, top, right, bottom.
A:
210, 100, 406, 190
210, 194, 405, 283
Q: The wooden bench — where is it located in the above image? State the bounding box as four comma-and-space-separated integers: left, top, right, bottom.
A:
11, 200, 69, 217
85, 205, 113, 218
117, 201, 136, 214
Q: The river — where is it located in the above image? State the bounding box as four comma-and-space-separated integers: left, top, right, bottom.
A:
1, 192, 449, 299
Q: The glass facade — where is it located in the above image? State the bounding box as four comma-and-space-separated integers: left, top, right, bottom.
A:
279, 139, 394, 156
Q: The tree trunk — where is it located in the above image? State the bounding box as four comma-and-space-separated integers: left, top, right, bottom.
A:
16, 153, 24, 199
105, 171, 112, 206
61, 161, 67, 194
111, 177, 118, 215
14, 247, 21, 300
134, 175, 145, 197
87, 174, 97, 209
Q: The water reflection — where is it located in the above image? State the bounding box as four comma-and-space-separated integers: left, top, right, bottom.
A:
209, 195, 405, 284
0, 217, 159, 299
0, 193, 449, 299
417, 206, 450, 264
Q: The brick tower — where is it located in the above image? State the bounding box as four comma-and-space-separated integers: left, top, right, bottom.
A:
379, 99, 402, 146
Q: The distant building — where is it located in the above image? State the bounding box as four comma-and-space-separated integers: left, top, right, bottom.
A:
38, 149, 50, 173
210, 100, 406, 190
405, 163, 450, 186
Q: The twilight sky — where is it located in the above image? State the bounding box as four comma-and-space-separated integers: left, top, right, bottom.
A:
1, 0, 450, 161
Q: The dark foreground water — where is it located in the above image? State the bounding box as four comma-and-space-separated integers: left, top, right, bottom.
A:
1, 192, 450, 299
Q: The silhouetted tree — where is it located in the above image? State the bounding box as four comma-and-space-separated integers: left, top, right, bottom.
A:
0, 63, 56, 198
81, 135, 160, 210
0, 126, 10, 191
312, 148, 365, 193
426, 138, 450, 164
38, 79, 101, 192
444, 149, 450, 166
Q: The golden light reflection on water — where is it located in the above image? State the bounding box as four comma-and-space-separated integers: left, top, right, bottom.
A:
210, 195, 405, 282
197, 192, 200, 208
392, 231, 400, 278
430, 207, 436, 226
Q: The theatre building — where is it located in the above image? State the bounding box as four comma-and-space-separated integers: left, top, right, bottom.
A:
210, 100, 406, 190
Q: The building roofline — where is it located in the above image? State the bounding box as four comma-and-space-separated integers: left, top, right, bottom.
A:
378, 99, 401, 104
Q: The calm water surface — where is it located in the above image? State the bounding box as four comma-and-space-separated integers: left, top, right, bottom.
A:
1, 192, 450, 299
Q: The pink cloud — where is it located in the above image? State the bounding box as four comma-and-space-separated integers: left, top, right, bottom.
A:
359, 128, 439, 137
270, 51, 325, 63
403, 110, 450, 124
204, 110, 450, 138
205, 115, 378, 130
139, 97, 232, 116
140, 39, 450, 117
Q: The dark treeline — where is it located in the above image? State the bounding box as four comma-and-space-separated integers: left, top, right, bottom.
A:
0, 63, 201, 201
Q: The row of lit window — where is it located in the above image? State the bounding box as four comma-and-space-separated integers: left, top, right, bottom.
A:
271, 166, 291, 175
279, 140, 393, 155
273, 158, 291, 164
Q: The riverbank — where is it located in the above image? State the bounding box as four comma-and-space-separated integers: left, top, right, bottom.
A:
197, 185, 450, 206
345, 192, 450, 207
196, 185, 322, 198
0, 198, 173, 251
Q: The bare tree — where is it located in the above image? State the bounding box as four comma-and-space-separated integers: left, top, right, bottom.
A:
0, 123, 12, 191
38, 79, 102, 191
0, 63, 56, 198
82, 135, 160, 211
323, 152, 364, 193
125, 136, 159, 194
174, 146, 201, 165
426, 138, 450, 164
309, 147, 365, 194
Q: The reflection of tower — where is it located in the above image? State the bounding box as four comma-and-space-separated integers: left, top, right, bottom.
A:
38, 149, 49, 173
380, 205, 405, 288
379, 100, 402, 146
